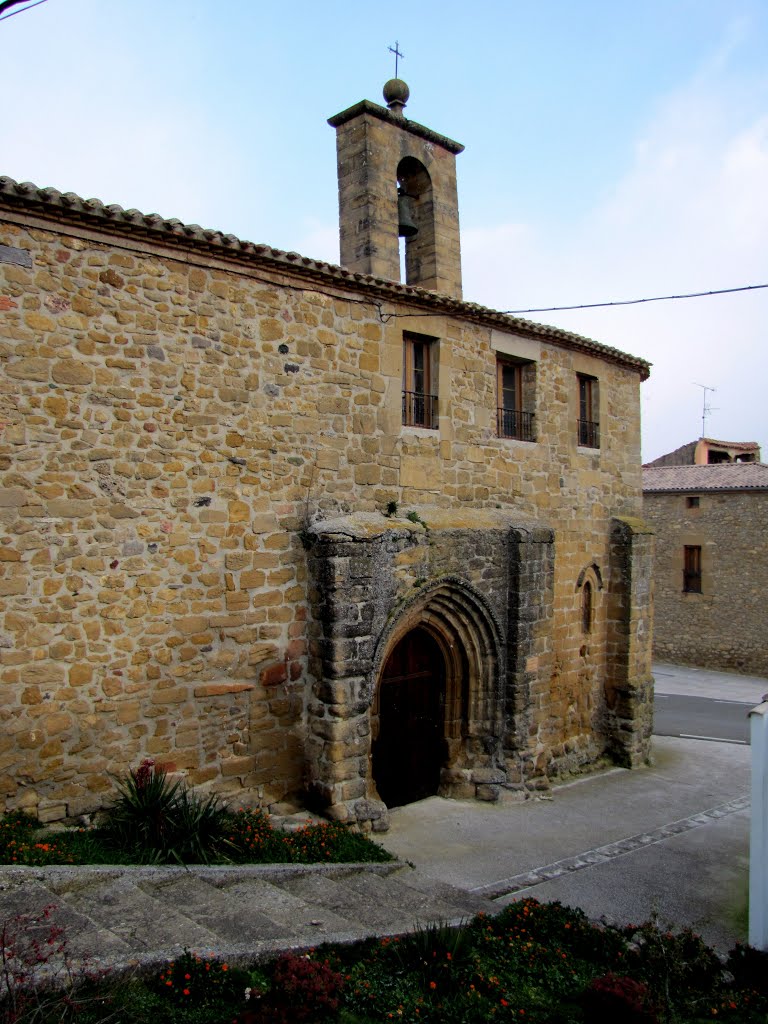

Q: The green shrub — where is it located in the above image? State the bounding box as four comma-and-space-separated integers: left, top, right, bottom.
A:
0, 801, 392, 868
621, 919, 723, 1014
101, 759, 230, 865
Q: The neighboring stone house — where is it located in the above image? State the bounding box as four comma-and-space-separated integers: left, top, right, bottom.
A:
646, 437, 761, 468
0, 80, 654, 829
643, 443, 768, 677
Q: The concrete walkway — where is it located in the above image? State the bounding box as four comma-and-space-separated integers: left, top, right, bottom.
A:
381, 661, 763, 951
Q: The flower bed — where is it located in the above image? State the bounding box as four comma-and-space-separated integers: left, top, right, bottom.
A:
2, 898, 766, 1023
0, 759, 391, 867
0, 807, 390, 868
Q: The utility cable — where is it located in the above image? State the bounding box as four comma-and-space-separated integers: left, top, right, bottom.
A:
504, 283, 768, 315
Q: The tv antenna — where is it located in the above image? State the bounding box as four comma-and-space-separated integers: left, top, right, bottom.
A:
693, 383, 718, 437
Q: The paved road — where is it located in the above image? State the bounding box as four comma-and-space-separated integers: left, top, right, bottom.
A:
653, 662, 768, 704
381, 662, 768, 952
654, 693, 752, 744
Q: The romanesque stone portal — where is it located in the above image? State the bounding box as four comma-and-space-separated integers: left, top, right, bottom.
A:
304, 510, 653, 830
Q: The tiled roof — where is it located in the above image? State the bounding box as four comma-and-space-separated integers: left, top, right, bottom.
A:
0, 175, 651, 380
643, 464, 768, 492
701, 437, 760, 451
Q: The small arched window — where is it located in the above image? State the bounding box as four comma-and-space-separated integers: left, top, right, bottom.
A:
582, 580, 593, 634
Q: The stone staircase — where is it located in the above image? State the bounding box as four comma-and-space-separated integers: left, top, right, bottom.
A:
0, 862, 497, 975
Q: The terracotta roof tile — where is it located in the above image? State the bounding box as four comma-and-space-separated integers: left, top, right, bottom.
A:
0, 175, 651, 381
643, 464, 768, 492
700, 437, 760, 451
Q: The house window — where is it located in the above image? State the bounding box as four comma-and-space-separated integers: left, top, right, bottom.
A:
683, 545, 702, 593
582, 580, 593, 633
402, 333, 437, 429
496, 359, 535, 441
577, 374, 600, 448
686, 496, 700, 508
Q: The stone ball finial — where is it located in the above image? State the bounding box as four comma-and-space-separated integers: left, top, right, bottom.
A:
383, 78, 409, 115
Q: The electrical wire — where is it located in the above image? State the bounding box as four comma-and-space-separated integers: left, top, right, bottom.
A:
504, 283, 768, 315
0, 0, 49, 22
369, 282, 768, 322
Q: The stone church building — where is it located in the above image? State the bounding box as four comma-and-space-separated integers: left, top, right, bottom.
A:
0, 81, 653, 828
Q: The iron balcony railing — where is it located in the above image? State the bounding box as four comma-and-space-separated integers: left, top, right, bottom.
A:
497, 407, 535, 442
577, 419, 600, 448
402, 391, 438, 429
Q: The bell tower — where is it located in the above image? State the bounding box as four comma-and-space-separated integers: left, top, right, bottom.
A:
328, 80, 464, 299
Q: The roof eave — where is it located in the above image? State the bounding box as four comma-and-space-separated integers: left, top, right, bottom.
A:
0, 175, 651, 380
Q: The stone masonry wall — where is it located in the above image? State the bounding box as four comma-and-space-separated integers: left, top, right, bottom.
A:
0, 209, 648, 820
644, 489, 768, 677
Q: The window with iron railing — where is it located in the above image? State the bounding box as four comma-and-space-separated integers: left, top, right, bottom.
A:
496, 358, 536, 441
577, 418, 600, 448
402, 390, 438, 429
577, 374, 600, 448
402, 333, 438, 429
497, 407, 535, 441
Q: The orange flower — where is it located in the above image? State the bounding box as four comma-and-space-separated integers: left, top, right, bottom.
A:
429, 981, 437, 990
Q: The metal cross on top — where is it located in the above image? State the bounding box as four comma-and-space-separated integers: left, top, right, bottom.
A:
388, 40, 404, 78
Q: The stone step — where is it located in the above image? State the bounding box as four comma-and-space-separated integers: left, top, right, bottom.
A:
273, 870, 404, 931
337, 868, 484, 926
0, 876, 132, 961
391, 869, 497, 917
137, 873, 291, 945
219, 875, 358, 942
0, 863, 499, 976
52, 875, 222, 953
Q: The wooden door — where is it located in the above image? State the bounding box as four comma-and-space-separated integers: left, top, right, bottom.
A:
373, 627, 445, 808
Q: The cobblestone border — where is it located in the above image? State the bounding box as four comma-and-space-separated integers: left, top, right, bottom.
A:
470, 794, 750, 900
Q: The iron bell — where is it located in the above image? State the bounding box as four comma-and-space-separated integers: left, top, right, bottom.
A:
397, 189, 418, 238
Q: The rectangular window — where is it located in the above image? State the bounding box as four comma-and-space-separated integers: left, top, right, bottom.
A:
577, 374, 600, 448
686, 496, 700, 508
402, 333, 437, 428
683, 545, 702, 593
496, 359, 535, 441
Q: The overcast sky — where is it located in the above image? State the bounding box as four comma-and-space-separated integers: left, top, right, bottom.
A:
2, 0, 766, 462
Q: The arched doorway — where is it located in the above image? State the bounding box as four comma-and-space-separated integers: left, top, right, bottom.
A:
372, 626, 446, 808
